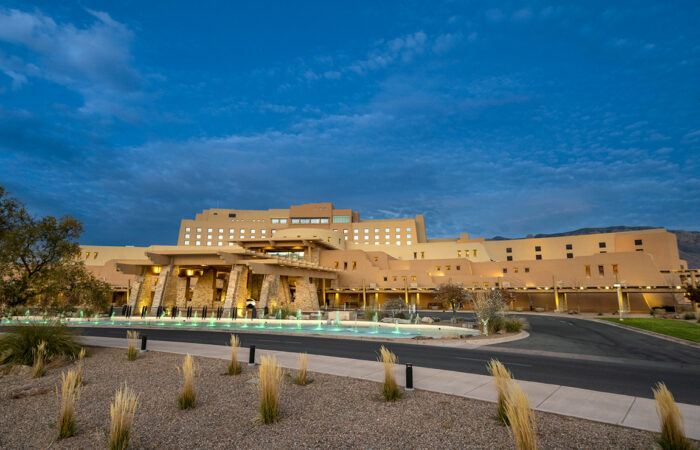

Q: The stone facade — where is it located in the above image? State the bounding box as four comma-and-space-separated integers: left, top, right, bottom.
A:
150, 265, 173, 309
136, 273, 158, 309
190, 269, 215, 307
293, 277, 320, 310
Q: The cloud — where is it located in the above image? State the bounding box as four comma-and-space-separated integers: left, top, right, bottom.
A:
0, 7, 143, 118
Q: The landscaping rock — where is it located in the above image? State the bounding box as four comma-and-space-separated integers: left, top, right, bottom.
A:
420, 317, 434, 324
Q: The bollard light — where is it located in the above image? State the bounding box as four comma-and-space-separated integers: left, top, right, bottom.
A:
140, 335, 148, 352
405, 363, 414, 390
249, 345, 256, 365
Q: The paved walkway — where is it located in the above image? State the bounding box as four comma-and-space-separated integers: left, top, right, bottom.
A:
80, 335, 700, 440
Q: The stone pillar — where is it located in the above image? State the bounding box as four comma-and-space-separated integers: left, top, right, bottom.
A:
175, 276, 188, 307
151, 265, 173, 309
223, 265, 244, 309
278, 276, 291, 305
258, 274, 279, 309
128, 279, 142, 308
293, 277, 320, 311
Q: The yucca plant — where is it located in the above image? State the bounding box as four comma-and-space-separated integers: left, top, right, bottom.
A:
108, 384, 138, 450
294, 353, 309, 386
74, 347, 86, 387
504, 381, 538, 450
227, 334, 242, 375
177, 354, 196, 409
487, 359, 513, 424
653, 382, 693, 450
126, 331, 139, 361
57, 368, 80, 439
258, 355, 283, 424
0, 322, 80, 365
378, 346, 401, 401
32, 341, 47, 378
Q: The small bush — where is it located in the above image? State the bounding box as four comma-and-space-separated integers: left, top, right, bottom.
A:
682, 312, 696, 320
378, 346, 401, 401
126, 331, 139, 361
505, 381, 538, 450
0, 322, 80, 366
227, 334, 242, 375
653, 382, 692, 450
504, 317, 524, 333
57, 368, 80, 439
487, 359, 513, 425
109, 384, 138, 450
488, 315, 505, 334
177, 354, 196, 409
294, 353, 309, 386
258, 355, 283, 424
32, 341, 47, 378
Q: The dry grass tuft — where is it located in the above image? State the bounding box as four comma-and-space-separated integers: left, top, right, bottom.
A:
108, 384, 138, 450
74, 347, 86, 386
56, 368, 80, 439
653, 382, 693, 450
177, 354, 196, 409
32, 340, 47, 378
227, 334, 241, 375
258, 355, 283, 424
294, 353, 309, 386
126, 331, 139, 361
378, 346, 401, 401
504, 381, 538, 450
487, 359, 513, 424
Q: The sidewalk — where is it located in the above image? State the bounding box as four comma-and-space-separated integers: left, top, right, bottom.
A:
80, 335, 700, 440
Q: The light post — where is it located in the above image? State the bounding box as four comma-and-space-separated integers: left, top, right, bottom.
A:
614, 283, 623, 321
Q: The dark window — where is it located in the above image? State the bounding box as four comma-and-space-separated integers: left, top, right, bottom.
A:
507, 256, 513, 261
634, 239, 643, 246
566, 253, 573, 259
413, 252, 417, 259
456, 265, 461, 270
598, 265, 605, 276
506, 247, 512, 253
524, 267, 530, 273
502, 268, 507, 273
383, 277, 388, 282
228, 213, 236, 218
598, 242, 606, 248
535, 246, 542, 252
565, 244, 573, 250
636, 248, 643, 252
535, 254, 542, 260
343, 262, 348, 270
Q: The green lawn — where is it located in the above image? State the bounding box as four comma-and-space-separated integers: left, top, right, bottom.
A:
599, 317, 700, 343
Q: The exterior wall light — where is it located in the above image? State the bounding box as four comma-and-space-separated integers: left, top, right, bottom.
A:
152, 266, 162, 275
186, 269, 195, 277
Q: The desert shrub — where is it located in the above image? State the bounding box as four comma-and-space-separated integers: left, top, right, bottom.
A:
383, 297, 405, 316
488, 315, 505, 334
126, 331, 139, 361
294, 353, 309, 386
258, 355, 283, 424
227, 335, 241, 375
653, 382, 692, 450
505, 381, 538, 450
0, 322, 80, 366
682, 312, 696, 320
177, 354, 196, 409
109, 384, 138, 450
378, 346, 401, 401
504, 317, 524, 333
56, 368, 80, 439
487, 359, 513, 424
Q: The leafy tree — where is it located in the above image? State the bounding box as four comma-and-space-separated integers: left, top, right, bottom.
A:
473, 289, 506, 336
684, 285, 700, 305
383, 297, 404, 317
0, 186, 108, 311
435, 282, 472, 321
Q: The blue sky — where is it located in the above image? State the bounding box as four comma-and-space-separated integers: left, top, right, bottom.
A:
0, 1, 699, 246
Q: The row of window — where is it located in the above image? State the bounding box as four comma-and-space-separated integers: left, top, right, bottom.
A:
347, 239, 413, 245
434, 265, 463, 271
584, 264, 619, 277
291, 217, 330, 224
502, 267, 531, 274
340, 227, 412, 234
505, 239, 643, 255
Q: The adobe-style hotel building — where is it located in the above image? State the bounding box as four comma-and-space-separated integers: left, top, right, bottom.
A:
81, 202, 690, 314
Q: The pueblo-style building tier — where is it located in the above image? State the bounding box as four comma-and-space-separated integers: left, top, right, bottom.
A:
81, 202, 691, 314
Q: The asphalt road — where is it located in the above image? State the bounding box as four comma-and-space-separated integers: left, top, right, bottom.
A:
72, 320, 700, 405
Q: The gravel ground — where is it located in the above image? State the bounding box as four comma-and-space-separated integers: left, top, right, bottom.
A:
0, 347, 660, 449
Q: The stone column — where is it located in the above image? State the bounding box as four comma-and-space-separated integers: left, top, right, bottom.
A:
175, 276, 188, 308
258, 274, 280, 309
151, 265, 173, 309
293, 277, 320, 311
128, 279, 142, 308
223, 265, 244, 309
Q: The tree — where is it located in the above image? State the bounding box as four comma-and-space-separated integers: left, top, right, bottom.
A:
473, 289, 506, 336
39, 261, 113, 313
684, 285, 700, 305
0, 186, 97, 308
383, 297, 404, 317
435, 283, 472, 321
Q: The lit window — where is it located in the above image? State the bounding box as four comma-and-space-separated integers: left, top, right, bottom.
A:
364, 235, 369, 240
195, 241, 201, 246
406, 234, 412, 239
185, 234, 190, 239
251, 229, 256, 233
385, 234, 390, 239
217, 242, 223, 246
207, 241, 212, 246
395, 227, 401, 232
364, 228, 369, 234
344, 237, 348, 241
280, 219, 288, 224
196, 234, 201, 239
184, 240, 190, 245
208, 228, 212, 232
374, 228, 379, 233
374, 242, 379, 245
272, 218, 279, 224
385, 227, 390, 232
261, 229, 267, 234
207, 235, 212, 239
353, 229, 359, 234
343, 229, 348, 234
218, 236, 223, 241
396, 241, 401, 246
320, 218, 329, 224
229, 228, 235, 233
385, 241, 390, 245
406, 227, 412, 232
395, 234, 401, 239
185, 227, 191, 232
374, 235, 379, 240
457, 250, 462, 257
196, 228, 202, 232
240, 229, 246, 234
218, 228, 223, 233
353, 236, 358, 240
228, 242, 234, 246
272, 229, 277, 235
407, 241, 412, 245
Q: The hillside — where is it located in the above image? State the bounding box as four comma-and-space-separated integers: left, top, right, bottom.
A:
490, 226, 700, 269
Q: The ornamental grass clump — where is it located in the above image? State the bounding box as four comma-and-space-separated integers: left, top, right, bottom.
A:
0, 322, 80, 366
57, 368, 80, 439
227, 334, 242, 375
74, 347, 86, 386
487, 359, 513, 424
294, 353, 309, 386
653, 382, 693, 450
505, 381, 538, 450
32, 341, 47, 378
126, 331, 139, 361
177, 354, 196, 409
378, 346, 401, 401
258, 355, 283, 424
108, 384, 138, 450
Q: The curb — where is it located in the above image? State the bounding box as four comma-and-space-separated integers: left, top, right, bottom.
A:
592, 318, 700, 349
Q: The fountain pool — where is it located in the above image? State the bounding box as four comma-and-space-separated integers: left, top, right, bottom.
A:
2, 316, 478, 340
